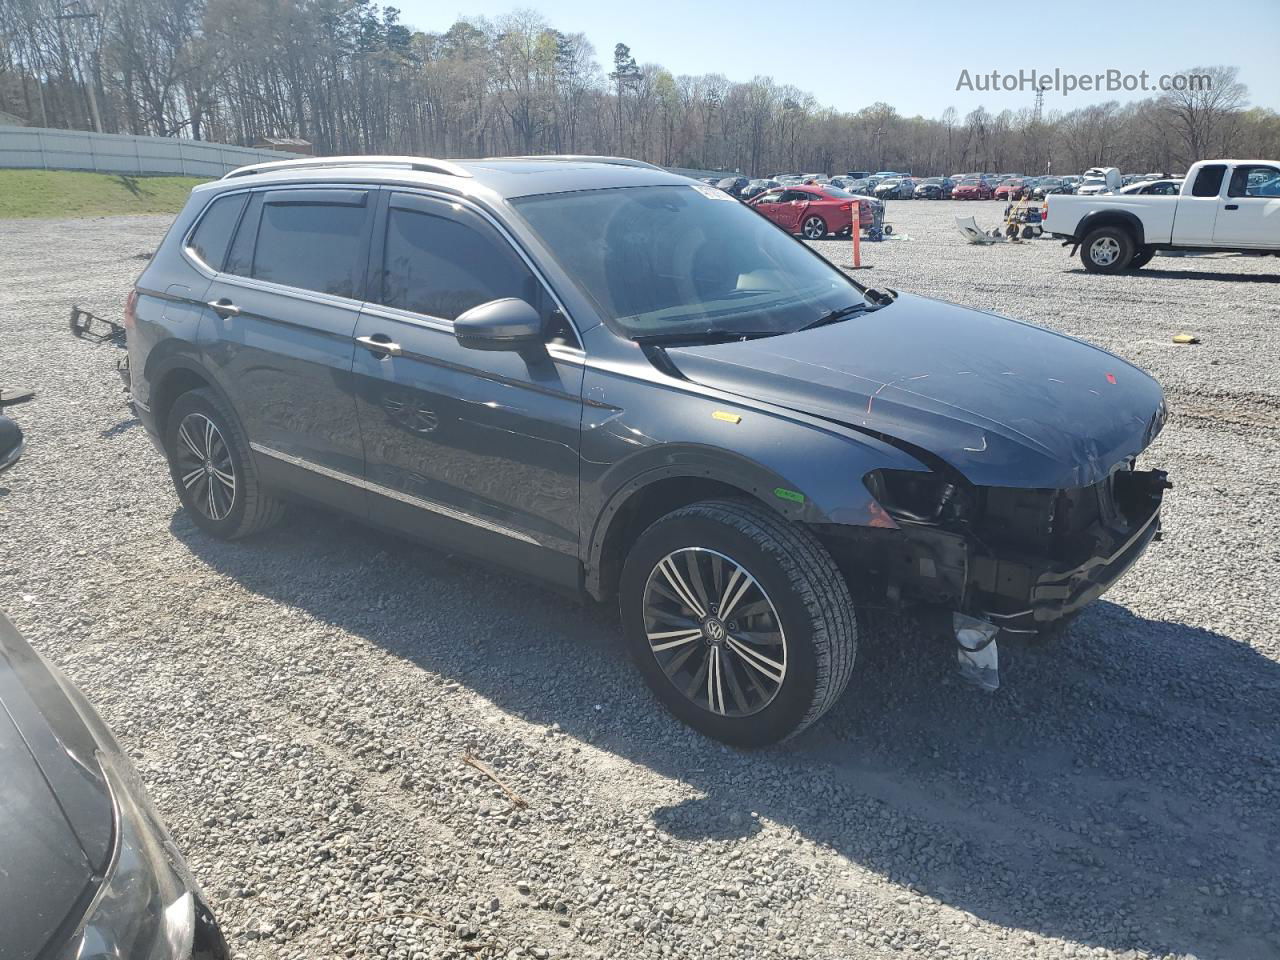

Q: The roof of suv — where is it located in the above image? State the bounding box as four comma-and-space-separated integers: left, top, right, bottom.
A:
215, 154, 691, 201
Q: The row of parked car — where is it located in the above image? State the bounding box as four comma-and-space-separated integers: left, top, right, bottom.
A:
703, 169, 1193, 204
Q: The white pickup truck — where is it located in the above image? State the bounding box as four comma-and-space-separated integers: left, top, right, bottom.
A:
1044, 159, 1280, 273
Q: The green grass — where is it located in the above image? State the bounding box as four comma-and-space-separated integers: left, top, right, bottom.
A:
0, 169, 208, 219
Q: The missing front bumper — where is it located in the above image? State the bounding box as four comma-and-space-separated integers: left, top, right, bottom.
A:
866, 468, 1168, 633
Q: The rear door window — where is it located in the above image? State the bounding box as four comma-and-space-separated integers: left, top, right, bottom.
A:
248, 189, 373, 299
186, 193, 247, 272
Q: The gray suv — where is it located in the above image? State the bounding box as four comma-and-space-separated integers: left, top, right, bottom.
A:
128, 155, 1169, 745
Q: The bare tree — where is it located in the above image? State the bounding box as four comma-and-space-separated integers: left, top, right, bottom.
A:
1158, 65, 1248, 166
0, 5, 1273, 178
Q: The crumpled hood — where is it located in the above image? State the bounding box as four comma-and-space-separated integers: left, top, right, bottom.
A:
666, 292, 1167, 488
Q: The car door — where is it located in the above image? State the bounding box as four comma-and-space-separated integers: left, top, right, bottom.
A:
1213, 163, 1280, 248
349, 190, 585, 585
1171, 164, 1225, 245
775, 190, 811, 232
749, 189, 787, 228
806, 188, 845, 227
199, 186, 372, 513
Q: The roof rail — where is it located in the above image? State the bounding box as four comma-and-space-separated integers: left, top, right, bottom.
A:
222, 155, 473, 180
491, 154, 665, 172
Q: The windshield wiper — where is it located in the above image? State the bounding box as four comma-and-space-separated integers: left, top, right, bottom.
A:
796, 302, 872, 332
632, 329, 778, 346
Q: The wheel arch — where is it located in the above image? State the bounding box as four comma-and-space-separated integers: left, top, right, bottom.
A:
146, 355, 234, 438
583, 435, 913, 601
587, 469, 775, 602
1077, 209, 1145, 247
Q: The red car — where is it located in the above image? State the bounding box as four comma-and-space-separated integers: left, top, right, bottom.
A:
952, 178, 994, 200
993, 178, 1031, 201
747, 185, 872, 239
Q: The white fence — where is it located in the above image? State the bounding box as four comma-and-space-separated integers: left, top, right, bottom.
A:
0, 126, 737, 181
0, 126, 303, 178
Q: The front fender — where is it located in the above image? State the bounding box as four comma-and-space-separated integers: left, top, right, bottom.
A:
579, 363, 929, 589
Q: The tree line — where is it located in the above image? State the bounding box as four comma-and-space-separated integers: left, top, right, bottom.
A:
2, 0, 1277, 177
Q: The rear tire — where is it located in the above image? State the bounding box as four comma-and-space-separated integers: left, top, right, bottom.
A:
1080, 226, 1135, 273
1129, 246, 1155, 270
164, 388, 285, 540
619, 499, 857, 746
801, 215, 828, 240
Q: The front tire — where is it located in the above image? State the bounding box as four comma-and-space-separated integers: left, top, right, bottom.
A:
619, 499, 857, 746
801, 215, 828, 240
164, 388, 285, 540
1080, 226, 1135, 273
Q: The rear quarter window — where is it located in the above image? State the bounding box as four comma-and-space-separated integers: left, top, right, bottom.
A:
186, 193, 247, 272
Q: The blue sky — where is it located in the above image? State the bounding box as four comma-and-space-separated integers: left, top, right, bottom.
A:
397, 0, 1280, 117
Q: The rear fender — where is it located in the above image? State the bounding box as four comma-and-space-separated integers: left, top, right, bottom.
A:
1075, 209, 1146, 247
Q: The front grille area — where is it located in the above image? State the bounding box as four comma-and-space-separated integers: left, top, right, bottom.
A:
977, 477, 1113, 564
968, 465, 1167, 617
974, 464, 1170, 569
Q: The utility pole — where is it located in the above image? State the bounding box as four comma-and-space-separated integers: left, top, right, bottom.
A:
55, 1, 102, 133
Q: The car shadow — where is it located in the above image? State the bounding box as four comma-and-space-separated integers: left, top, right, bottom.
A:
1067, 266, 1280, 283
172, 507, 1280, 960
100, 416, 140, 438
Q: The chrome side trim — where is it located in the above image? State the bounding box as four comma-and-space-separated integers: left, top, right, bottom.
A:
248, 442, 540, 546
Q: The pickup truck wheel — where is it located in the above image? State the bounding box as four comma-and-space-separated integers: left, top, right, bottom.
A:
619, 499, 857, 747
1081, 226, 1134, 273
164, 389, 286, 540
1129, 247, 1155, 270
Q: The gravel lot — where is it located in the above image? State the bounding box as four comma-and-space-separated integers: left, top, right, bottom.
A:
1, 200, 1278, 960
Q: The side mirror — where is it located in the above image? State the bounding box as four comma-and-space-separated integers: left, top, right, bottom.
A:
0, 416, 23, 474
454, 298, 544, 352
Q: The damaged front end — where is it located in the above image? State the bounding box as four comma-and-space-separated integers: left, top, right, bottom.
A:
822, 460, 1170, 686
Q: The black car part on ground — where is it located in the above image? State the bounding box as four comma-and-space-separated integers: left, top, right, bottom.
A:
0, 387, 33, 473
70, 305, 127, 346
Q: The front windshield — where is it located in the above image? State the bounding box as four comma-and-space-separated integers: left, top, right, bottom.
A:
510, 184, 866, 341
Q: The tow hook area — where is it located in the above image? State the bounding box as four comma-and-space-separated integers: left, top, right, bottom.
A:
954, 613, 1000, 691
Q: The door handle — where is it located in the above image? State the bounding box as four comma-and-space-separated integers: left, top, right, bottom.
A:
207, 298, 240, 318
355, 334, 402, 357
1224, 204, 1239, 211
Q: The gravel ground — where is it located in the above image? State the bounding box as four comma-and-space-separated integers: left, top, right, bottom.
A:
1, 201, 1278, 960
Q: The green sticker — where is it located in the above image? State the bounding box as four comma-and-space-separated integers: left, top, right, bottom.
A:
773, 487, 805, 504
